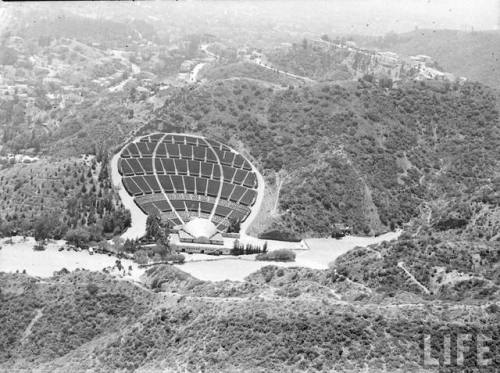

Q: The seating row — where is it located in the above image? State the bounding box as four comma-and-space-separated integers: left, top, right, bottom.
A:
119, 158, 257, 189
136, 200, 249, 227
139, 134, 232, 152
122, 174, 257, 206
121, 143, 252, 171
136, 192, 252, 216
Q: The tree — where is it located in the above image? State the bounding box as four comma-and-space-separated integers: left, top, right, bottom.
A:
146, 214, 161, 240
112, 236, 124, 252
64, 227, 91, 248
97, 240, 110, 253
227, 218, 241, 234
123, 239, 140, 253
379, 77, 393, 89
33, 215, 56, 242
134, 249, 149, 265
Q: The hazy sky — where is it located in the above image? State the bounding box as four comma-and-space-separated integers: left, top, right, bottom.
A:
2, 0, 499, 37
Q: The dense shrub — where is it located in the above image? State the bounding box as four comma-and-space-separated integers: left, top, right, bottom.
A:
256, 249, 296, 262
258, 229, 301, 242
164, 253, 185, 264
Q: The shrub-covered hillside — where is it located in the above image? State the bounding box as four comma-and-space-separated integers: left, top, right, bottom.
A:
0, 155, 130, 240
333, 190, 500, 302
146, 78, 500, 236
1, 269, 498, 372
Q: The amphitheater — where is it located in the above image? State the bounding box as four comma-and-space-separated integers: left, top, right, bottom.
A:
117, 133, 262, 247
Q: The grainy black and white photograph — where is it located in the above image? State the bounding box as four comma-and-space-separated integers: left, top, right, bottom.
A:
0, 0, 499, 372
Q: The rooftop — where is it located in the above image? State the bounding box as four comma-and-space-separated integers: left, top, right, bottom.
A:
183, 218, 218, 239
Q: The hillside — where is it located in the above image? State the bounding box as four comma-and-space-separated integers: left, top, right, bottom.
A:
145, 78, 500, 237
1, 268, 498, 372
0, 155, 130, 240
357, 29, 500, 89
264, 38, 451, 83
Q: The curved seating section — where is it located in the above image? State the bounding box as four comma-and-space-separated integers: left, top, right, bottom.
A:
119, 134, 259, 231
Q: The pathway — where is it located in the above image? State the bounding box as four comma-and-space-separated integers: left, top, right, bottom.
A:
250, 57, 315, 83
398, 261, 431, 295
203, 138, 224, 222
152, 134, 185, 224
21, 308, 43, 343
110, 145, 148, 240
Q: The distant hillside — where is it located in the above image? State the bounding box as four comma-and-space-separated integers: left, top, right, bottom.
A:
146, 78, 500, 237
11, 14, 156, 48
265, 38, 451, 83
358, 29, 500, 89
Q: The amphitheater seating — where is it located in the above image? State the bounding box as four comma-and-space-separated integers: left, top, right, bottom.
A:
166, 144, 180, 158
119, 134, 259, 230
123, 178, 142, 196
155, 158, 164, 174
170, 175, 185, 193
150, 133, 164, 142
220, 182, 235, 200
184, 176, 195, 193
243, 172, 257, 188
161, 158, 176, 173
240, 189, 257, 206
206, 180, 219, 197
144, 176, 161, 193
222, 166, 236, 182
188, 160, 200, 177
121, 148, 130, 158
229, 185, 246, 203
133, 176, 152, 194
233, 169, 247, 185
179, 144, 192, 159
233, 154, 244, 168
196, 177, 207, 195
156, 143, 167, 157
127, 158, 144, 175
206, 149, 217, 164
128, 143, 140, 157
193, 147, 205, 161
174, 159, 188, 175
154, 200, 172, 212
138, 158, 154, 174
119, 159, 134, 176
200, 162, 213, 178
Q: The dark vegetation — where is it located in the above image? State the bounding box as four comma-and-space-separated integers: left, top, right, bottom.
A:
230, 240, 267, 256
256, 249, 296, 262
258, 229, 301, 242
